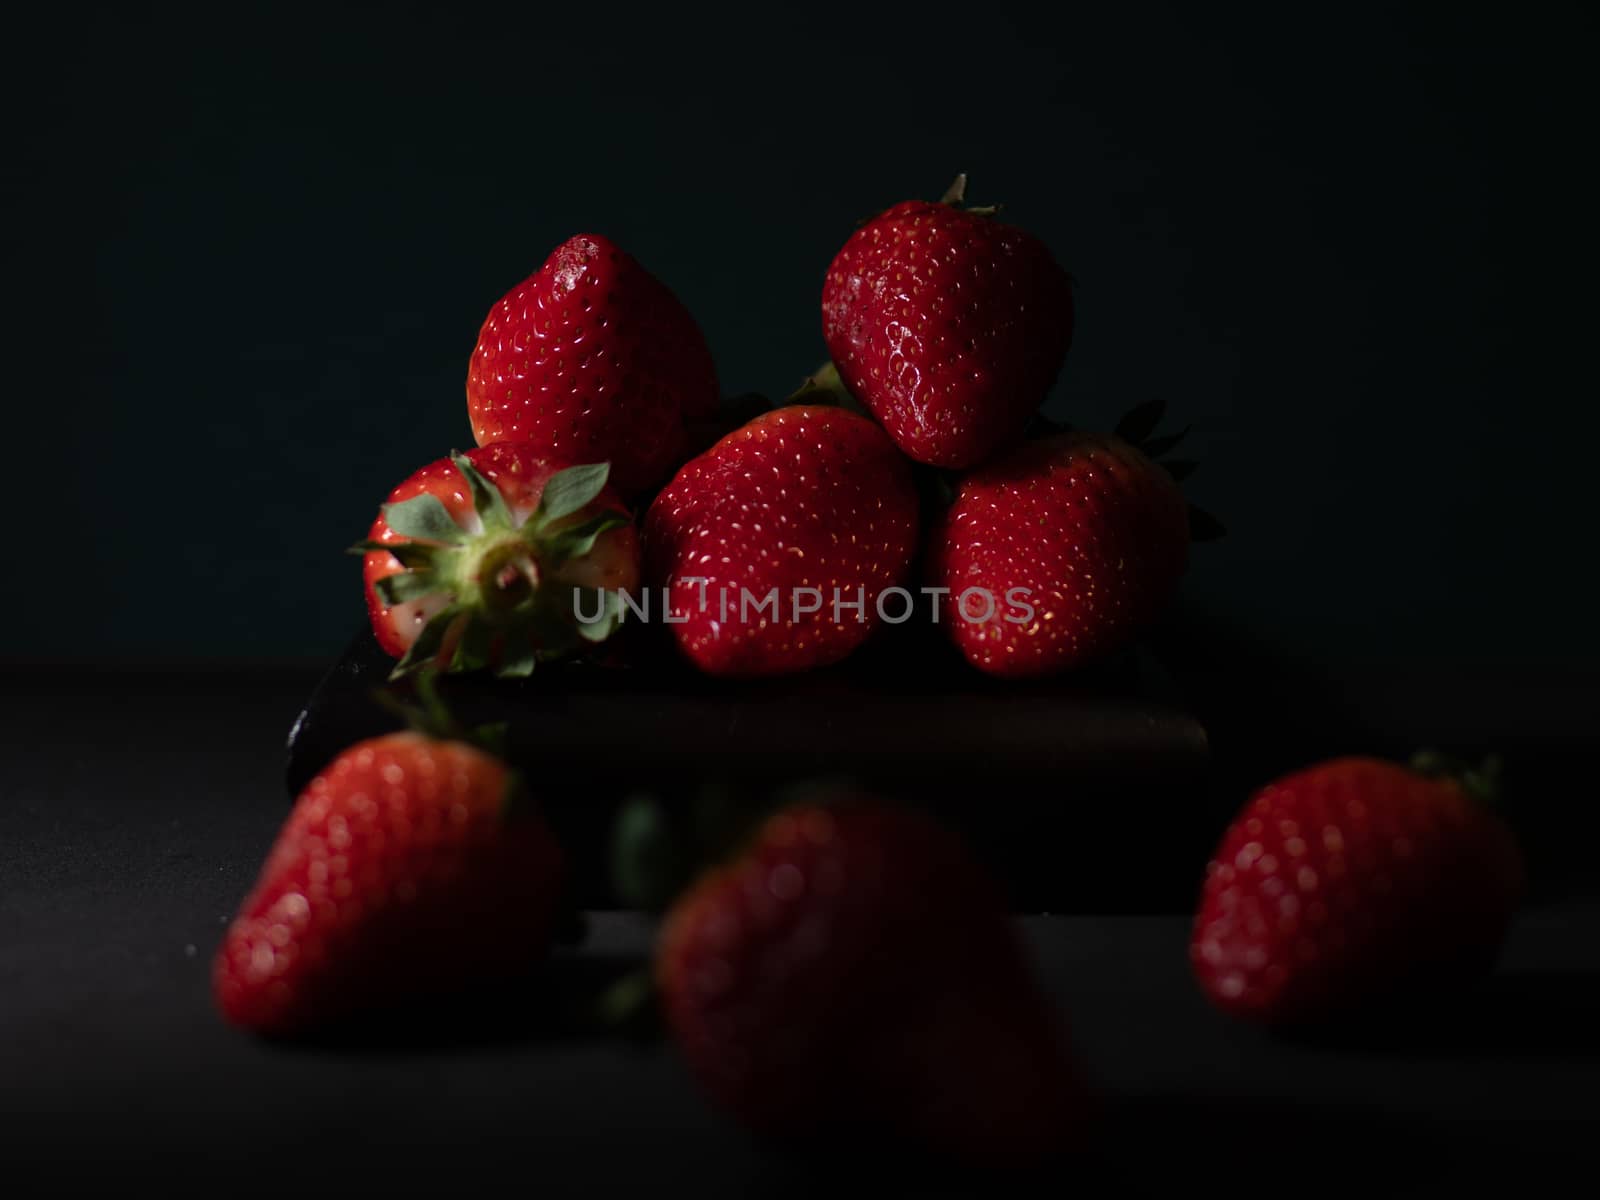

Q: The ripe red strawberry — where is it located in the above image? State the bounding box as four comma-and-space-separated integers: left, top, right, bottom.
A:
356, 441, 639, 679
1190, 756, 1524, 1027
821, 175, 1073, 468
655, 796, 1084, 1161
642, 404, 919, 677
466, 234, 719, 496
928, 430, 1189, 678
214, 730, 564, 1036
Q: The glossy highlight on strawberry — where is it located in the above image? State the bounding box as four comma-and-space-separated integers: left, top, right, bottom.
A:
467, 234, 719, 496
822, 178, 1073, 468
643, 405, 919, 678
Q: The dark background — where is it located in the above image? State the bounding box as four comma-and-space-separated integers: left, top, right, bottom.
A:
4, 6, 1597, 1178
6, 1, 1590, 671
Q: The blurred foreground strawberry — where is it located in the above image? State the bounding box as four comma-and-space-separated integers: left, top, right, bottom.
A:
215, 678, 565, 1036
637, 793, 1085, 1163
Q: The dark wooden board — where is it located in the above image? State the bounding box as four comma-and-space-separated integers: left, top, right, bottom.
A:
285, 621, 1213, 911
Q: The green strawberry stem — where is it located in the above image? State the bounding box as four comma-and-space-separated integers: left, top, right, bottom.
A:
475, 538, 541, 616
368, 667, 510, 755
783, 361, 869, 415
610, 793, 691, 912
937, 172, 1000, 216
370, 667, 534, 810
594, 780, 900, 1041
593, 966, 658, 1037
607, 779, 859, 915
1410, 749, 1505, 809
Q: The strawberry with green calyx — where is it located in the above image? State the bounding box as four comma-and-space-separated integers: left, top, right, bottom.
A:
214, 671, 567, 1038
353, 441, 640, 681
606, 787, 1089, 1163
821, 173, 1074, 469
1190, 752, 1525, 1028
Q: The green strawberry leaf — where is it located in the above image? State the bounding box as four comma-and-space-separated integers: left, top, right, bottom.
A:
474, 720, 512, 758
1163, 458, 1199, 482
389, 605, 462, 679
496, 626, 538, 678
783, 361, 869, 415
374, 570, 446, 606
534, 463, 612, 529
382, 494, 468, 545
1188, 504, 1228, 542
1115, 398, 1166, 446
609, 794, 687, 912
1023, 412, 1072, 439
593, 967, 659, 1038
1411, 749, 1505, 809
348, 540, 440, 569
540, 510, 632, 567
451, 612, 494, 673
573, 588, 625, 643
1142, 426, 1191, 459
452, 452, 515, 534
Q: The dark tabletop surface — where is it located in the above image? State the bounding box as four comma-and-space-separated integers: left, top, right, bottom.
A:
2, 666, 1596, 1186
